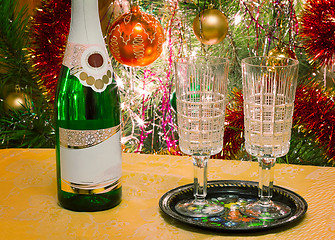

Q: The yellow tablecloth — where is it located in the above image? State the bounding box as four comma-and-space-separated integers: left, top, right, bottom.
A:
0, 149, 334, 239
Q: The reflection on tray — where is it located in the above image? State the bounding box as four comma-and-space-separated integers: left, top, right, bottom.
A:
159, 180, 308, 232
192, 195, 275, 229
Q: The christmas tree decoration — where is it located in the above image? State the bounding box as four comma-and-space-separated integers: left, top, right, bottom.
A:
300, 0, 335, 67
217, 89, 244, 160
0, 0, 55, 148
266, 46, 297, 69
293, 80, 335, 165
107, 5, 165, 67
0, 0, 40, 100
240, 0, 298, 59
0, 98, 55, 148
268, 46, 297, 60
29, 0, 71, 103
193, 8, 228, 45
3, 85, 33, 113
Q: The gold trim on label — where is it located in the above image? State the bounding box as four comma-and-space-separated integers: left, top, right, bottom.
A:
59, 125, 120, 149
61, 178, 121, 194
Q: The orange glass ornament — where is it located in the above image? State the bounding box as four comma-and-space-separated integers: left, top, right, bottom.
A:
107, 5, 165, 67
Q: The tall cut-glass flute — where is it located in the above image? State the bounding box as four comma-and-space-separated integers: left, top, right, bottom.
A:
174, 56, 229, 217
241, 56, 299, 219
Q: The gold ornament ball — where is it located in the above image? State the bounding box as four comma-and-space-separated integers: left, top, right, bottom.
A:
268, 46, 297, 60
267, 46, 297, 67
4, 91, 32, 113
193, 8, 229, 45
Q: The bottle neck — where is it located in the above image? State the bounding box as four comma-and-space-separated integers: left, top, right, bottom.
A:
68, 0, 104, 45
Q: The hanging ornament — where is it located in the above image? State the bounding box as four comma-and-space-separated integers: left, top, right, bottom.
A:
107, 5, 165, 67
193, 8, 228, 45
266, 45, 297, 68
268, 46, 297, 60
3, 85, 33, 113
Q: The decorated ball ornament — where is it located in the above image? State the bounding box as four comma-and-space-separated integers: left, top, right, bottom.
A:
107, 5, 165, 67
193, 8, 228, 45
3, 85, 33, 113
268, 46, 297, 60
266, 46, 297, 67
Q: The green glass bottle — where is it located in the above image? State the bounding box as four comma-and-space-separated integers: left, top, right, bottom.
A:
55, 0, 121, 212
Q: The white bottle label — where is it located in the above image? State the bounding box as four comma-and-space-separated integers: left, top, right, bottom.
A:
63, 42, 113, 93
59, 126, 122, 194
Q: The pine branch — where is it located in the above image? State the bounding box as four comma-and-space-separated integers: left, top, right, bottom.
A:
0, 0, 55, 148
0, 99, 55, 148
0, 0, 39, 96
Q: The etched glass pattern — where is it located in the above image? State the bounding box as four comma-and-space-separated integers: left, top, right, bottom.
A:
242, 57, 299, 158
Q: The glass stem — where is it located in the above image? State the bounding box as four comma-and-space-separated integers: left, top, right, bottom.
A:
192, 156, 209, 204
257, 157, 276, 206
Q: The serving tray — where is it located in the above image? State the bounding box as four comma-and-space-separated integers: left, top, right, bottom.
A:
159, 180, 307, 232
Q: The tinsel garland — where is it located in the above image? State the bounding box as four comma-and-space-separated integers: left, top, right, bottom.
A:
300, 0, 335, 67
293, 80, 335, 164
241, 0, 298, 56
214, 89, 244, 160
28, 0, 71, 103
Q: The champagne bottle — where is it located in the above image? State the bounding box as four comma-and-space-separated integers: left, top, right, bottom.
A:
55, 0, 122, 212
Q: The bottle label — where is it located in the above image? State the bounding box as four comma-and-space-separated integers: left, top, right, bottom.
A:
59, 125, 122, 194
63, 42, 113, 93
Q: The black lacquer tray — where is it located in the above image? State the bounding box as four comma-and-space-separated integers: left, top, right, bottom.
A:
159, 180, 308, 232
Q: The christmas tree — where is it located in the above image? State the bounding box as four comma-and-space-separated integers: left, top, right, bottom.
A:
1, 0, 334, 166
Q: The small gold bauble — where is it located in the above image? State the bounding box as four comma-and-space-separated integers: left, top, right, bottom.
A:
193, 8, 229, 45
268, 46, 297, 60
4, 91, 32, 113
267, 46, 297, 68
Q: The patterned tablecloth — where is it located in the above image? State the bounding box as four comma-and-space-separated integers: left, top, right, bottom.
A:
0, 149, 334, 239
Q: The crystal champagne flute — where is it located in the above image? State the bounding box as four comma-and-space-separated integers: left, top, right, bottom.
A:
241, 56, 299, 219
174, 56, 229, 217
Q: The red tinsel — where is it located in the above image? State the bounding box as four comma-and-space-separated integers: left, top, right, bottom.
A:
300, 0, 335, 67
293, 81, 335, 164
29, 0, 71, 103
214, 89, 245, 160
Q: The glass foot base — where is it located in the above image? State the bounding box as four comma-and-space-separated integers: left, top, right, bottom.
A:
175, 199, 224, 218
240, 201, 291, 220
